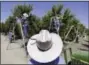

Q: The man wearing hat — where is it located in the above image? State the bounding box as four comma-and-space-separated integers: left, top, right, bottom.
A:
27, 30, 65, 64
22, 13, 29, 38
49, 15, 63, 34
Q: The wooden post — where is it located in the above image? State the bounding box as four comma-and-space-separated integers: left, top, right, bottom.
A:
64, 25, 74, 40
69, 48, 72, 60
16, 17, 25, 48
19, 21, 25, 47
16, 16, 27, 57
73, 27, 79, 42
63, 50, 68, 64
13, 23, 16, 41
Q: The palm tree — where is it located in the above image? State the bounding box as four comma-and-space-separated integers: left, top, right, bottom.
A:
51, 4, 63, 16
60, 8, 74, 40
5, 16, 16, 34
12, 4, 32, 18
27, 14, 41, 37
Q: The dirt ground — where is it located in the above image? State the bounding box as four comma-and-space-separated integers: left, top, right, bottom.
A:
1, 34, 30, 64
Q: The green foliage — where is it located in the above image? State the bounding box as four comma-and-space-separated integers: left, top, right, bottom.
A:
85, 28, 89, 35
56, 4, 63, 15
42, 15, 51, 30
5, 16, 16, 31
12, 4, 32, 18
72, 52, 89, 64
14, 23, 22, 39
51, 4, 63, 16
27, 14, 41, 37
0, 22, 5, 33
68, 59, 89, 65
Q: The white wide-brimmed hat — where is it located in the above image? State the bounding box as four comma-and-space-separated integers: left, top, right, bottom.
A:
23, 13, 29, 18
27, 30, 63, 63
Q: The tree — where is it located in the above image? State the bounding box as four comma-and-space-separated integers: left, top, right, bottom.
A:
60, 8, 74, 39
0, 22, 5, 33
27, 14, 41, 37
12, 4, 32, 18
3, 16, 16, 35
51, 4, 63, 16
85, 28, 89, 36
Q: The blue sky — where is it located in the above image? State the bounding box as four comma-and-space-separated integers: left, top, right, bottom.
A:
1, 2, 88, 28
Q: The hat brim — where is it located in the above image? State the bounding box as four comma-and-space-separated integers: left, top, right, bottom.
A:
27, 33, 63, 63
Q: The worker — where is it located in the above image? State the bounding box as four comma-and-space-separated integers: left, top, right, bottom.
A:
49, 15, 63, 34
27, 30, 65, 64
8, 31, 13, 43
